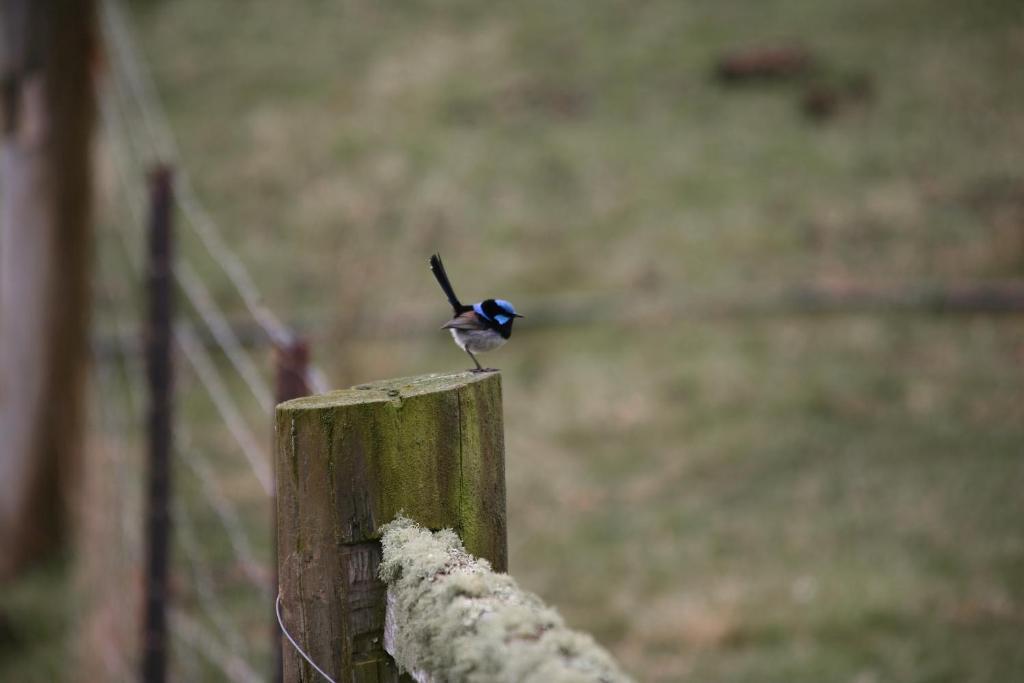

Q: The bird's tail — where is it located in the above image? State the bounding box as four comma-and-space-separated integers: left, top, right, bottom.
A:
429, 253, 464, 313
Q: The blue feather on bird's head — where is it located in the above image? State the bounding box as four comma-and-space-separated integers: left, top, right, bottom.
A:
475, 299, 522, 327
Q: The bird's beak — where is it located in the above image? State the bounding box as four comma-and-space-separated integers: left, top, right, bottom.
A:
513, 313, 524, 318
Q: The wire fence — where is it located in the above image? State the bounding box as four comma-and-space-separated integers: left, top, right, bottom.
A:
86, 0, 331, 679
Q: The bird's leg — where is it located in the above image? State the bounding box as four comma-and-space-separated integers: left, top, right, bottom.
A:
467, 350, 498, 373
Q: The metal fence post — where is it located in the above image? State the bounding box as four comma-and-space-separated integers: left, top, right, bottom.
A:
141, 164, 174, 683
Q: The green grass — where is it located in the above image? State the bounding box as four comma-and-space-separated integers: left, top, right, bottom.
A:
5, 0, 1024, 680
496, 318, 1024, 681
0, 559, 70, 682
133, 0, 1024, 307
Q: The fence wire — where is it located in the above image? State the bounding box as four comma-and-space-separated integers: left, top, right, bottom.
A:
101, 0, 330, 397
87, 1, 334, 679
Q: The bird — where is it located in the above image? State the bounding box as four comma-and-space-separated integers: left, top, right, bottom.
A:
429, 253, 522, 373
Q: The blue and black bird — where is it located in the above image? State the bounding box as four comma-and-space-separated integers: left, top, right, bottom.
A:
429, 253, 522, 373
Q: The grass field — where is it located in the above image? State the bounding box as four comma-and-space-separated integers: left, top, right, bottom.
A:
3, 0, 1024, 681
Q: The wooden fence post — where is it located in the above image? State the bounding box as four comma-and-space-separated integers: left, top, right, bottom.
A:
274, 337, 311, 404
274, 372, 507, 683
272, 335, 312, 683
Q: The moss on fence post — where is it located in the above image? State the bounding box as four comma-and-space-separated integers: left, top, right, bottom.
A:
275, 372, 507, 683
379, 517, 634, 683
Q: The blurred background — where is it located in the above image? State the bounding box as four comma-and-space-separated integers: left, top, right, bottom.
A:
1, 0, 1023, 681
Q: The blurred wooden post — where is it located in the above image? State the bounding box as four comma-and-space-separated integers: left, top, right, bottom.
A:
0, 0, 97, 578
275, 337, 311, 403
275, 372, 507, 683
272, 336, 311, 683
141, 165, 175, 683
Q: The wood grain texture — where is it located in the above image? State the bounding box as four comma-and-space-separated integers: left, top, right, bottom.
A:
275, 371, 507, 683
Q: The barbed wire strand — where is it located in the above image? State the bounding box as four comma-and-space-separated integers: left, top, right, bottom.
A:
173, 496, 254, 662
101, 132, 265, 651
102, 64, 279, 415
94, 302, 144, 563
102, 261, 269, 680
98, 85, 145, 266
103, 103, 272, 613
100, 0, 174, 161
307, 366, 332, 397
174, 322, 275, 494
176, 426, 267, 589
275, 592, 339, 683
100, 274, 264, 683
102, 0, 330, 394
92, 206, 147, 558
175, 259, 275, 412
101, 0, 331, 397
102, 90, 276, 496
91, 219, 155, 679
92, 232, 145, 422
170, 608, 263, 683
175, 619, 205, 683
89, 350, 138, 682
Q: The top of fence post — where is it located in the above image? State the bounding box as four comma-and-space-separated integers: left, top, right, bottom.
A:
275, 371, 507, 683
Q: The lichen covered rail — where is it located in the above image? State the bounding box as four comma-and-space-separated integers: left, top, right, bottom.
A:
380, 516, 632, 683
